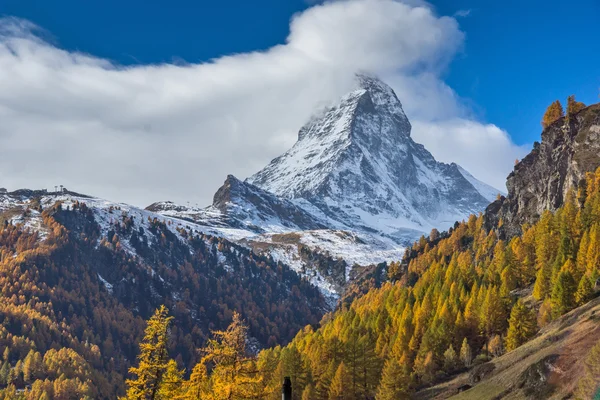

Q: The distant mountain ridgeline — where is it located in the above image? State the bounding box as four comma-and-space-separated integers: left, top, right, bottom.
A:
0, 198, 328, 398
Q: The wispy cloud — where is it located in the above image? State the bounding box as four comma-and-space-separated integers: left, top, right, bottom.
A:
454, 9, 472, 18
0, 0, 521, 206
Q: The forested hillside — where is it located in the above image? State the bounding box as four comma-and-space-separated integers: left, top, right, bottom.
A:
118, 165, 600, 399
0, 201, 327, 398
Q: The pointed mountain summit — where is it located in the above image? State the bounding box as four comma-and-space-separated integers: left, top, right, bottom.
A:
148, 175, 327, 233
210, 175, 327, 232
147, 74, 500, 296
247, 74, 499, 241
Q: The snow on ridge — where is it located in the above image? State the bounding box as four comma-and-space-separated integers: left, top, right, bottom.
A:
455, 164, 505, 203
97, 274, 113, 293
2, 190, 365, 300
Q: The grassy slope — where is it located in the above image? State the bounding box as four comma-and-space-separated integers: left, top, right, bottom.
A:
415, 295, 600, 400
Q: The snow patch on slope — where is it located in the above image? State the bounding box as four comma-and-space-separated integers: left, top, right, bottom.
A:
456, 164, 504, 202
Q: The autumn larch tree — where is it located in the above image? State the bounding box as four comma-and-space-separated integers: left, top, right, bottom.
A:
575, 275, 594, 306
328, 362, 351, 400
541, 100, 564, 128
200, 311, 263, 399
123, 305, 173, 400
375, 357, 409, 400
181, 363, 210, 400
505, 300, 537, 351
302, 384, 316, 400
566, 95, 586, 121
459, 338, 473, 368
551, 270, 577, 317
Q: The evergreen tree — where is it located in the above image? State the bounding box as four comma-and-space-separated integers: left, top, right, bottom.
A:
551, 270, 577, 316
459, 338, 473, 368
123, 305, 173, 400
328, 362, 351, 400
375, 358, 409, 400
575, 275, 594, 306
505, 301, 537, 351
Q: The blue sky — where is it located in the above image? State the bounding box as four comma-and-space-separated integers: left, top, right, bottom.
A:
3, 0, 598, 146
0, 0, 598, 205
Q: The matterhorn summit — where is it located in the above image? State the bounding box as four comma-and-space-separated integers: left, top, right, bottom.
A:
149, 74, 501, 295
247, 74, 499, 241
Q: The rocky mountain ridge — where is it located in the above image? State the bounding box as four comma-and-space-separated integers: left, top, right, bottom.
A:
486, 103, 600, 237
247, 74, 499, 239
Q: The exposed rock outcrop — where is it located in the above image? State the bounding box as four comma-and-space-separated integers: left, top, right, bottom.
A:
485, 104, 600, 237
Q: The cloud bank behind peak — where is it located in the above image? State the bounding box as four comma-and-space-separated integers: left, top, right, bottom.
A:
0, 0, 527, 206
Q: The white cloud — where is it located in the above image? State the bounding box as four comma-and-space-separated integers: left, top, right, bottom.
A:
453, 9, 472, 18
0, 0, 525, 206
411, 120, 529, 190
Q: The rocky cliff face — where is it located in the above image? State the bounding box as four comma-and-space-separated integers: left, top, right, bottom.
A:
210, 175, 328, 232
486, 104, 600, 237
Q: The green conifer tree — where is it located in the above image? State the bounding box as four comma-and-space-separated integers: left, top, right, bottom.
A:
505, 300, 537, 351
575, 275, 594, 306
551, 270, 577, 317
375, 358, 409, 400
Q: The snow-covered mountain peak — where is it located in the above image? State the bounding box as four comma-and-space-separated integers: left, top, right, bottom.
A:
246, 74, 493, 241
247, 75, 414, 199
354, 73, 411, 131
144, 75, 501, 296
